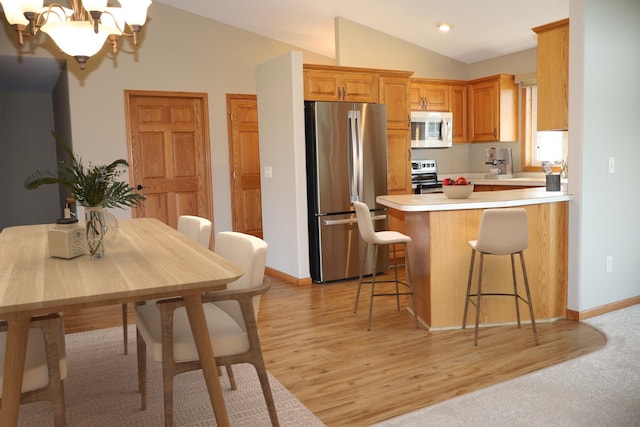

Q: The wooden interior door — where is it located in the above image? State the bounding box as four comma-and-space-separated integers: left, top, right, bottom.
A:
226, 94, 262, 238
124, 90, 213, 237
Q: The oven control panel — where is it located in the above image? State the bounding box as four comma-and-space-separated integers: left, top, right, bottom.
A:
411, 160, 437, 174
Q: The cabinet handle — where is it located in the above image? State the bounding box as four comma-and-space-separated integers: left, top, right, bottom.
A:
342, 86, 347, 100
493, 128, 497, 138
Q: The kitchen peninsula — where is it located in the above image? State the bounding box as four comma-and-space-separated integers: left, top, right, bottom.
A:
377, 188, 572, 329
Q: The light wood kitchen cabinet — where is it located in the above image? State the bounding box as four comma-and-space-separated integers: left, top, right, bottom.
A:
449, 83, 468, 143
379, 73, 411, 131
533, 18, 569, 131
379, 72, 413, 257
409, 80, 449, 111
303, 65, 378, 102
468, 74, 517, 142
385, 129, 412, 195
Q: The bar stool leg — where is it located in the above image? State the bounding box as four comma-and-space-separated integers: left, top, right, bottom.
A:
122, 303, 128, 354
354, 244, 369, 314
392, 244, 401, 311
519, 252, 539, 345
462, 249, 476, 328
510, 253, 522, 328
367, 245, 379, 331
473, 253, 485, 346
403, 242, 420, 328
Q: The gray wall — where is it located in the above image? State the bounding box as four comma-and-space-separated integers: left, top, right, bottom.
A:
0, 90, 59, 229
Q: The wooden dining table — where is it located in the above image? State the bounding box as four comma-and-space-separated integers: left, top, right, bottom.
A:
0, 218, 243, 426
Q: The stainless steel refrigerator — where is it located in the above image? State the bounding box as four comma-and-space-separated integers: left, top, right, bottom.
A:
305, 101, 389, 283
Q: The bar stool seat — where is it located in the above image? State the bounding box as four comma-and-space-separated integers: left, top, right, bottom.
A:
462, 208, 539, 346
352, 201, 419, 331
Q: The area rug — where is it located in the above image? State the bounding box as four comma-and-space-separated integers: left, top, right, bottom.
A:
374, 304, 640, 426
17, 325, 325, 426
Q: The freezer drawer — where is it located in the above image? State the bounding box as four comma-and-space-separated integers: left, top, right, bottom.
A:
312, 211, 389, 283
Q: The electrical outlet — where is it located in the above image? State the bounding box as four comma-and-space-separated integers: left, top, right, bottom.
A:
608, 157, 615, 174
605, 256, 613, 273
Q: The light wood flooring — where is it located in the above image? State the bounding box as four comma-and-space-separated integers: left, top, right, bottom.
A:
63, 272, 606, 426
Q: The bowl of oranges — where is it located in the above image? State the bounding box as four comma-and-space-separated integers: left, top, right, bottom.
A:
442, 176, 474, 199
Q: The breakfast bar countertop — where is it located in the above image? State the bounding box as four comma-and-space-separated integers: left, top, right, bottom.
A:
377, 187, 572, 212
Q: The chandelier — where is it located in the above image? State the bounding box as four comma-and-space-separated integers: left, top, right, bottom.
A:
0, 0, 152, 70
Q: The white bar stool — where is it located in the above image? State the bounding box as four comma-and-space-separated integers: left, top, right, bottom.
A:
352, 201, 419, 331
462, 208, 539, 346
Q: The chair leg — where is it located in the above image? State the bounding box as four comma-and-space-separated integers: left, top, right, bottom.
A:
473, 253, 484, 346
354, 244, 369, 314
392, 244, 400, 311
462, 249, 476, 328
510, 254, 522, 328
122, 303, 128, 355
519, 252, 539, 345
136, 328, 147, 410
225, 364, 237, 390
41, 317, 66, 427
162, 360, 175, 427
403, 242, 420, 328
250, 360, 280, 426
367, 244, 379, 331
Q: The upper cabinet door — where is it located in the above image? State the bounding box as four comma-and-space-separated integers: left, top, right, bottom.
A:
534, 19, 569, 131
468, 74, 517, 142
409, 81, 449, 111
303, 68, 378, 103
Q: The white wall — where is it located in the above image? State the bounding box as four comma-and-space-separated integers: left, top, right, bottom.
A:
256, 52, 309, 278
567, 0, 640, 311
335, 17, 468, 79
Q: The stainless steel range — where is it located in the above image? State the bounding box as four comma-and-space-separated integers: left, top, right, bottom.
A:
411, 160, 443, 194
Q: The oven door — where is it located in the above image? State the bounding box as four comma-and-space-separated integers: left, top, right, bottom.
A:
417, 185, 443, 194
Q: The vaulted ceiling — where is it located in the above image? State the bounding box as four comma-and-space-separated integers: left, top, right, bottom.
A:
155, 0, 569, 64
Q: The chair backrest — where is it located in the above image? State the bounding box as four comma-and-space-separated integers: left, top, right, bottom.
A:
475, 208, 528, 254
353, 201, 378, 245
177, 215, 212, 248
214, 231, 268, 322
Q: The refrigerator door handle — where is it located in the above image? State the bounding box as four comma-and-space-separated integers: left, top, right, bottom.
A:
324, 214, 386, 226
348, 109, 363, 203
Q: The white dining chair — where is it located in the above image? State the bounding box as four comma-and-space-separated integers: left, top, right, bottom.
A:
121, 215, 212, 354
0, 313, 67, 426
135, 231, 278, 426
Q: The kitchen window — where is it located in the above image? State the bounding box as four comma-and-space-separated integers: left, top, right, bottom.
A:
521, 85, 566, 171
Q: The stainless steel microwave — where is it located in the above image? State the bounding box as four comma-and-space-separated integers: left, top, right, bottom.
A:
410, 111, 453, 148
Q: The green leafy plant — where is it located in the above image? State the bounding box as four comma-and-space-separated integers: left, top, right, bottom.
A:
24, 131, 146, 208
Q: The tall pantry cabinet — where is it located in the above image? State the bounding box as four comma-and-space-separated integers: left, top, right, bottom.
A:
533, 18, 569, 131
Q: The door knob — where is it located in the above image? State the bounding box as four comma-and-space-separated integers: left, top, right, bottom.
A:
136, 184, 144, 190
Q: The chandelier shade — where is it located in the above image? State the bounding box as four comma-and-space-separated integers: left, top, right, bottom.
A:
41, 20, 109, 57
0, 0, 152, 70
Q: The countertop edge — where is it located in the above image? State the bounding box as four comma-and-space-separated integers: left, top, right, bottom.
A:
377, 188, 573, 212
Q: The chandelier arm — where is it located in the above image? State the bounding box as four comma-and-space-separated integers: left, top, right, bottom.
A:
100, 10, 133, 38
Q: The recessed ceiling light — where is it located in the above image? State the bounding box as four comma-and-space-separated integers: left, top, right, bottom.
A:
438, 23, 452, 32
